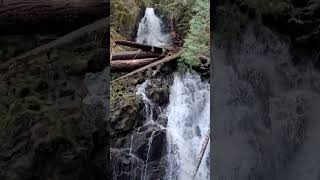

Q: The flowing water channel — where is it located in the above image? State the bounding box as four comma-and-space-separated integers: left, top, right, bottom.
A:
134, 7, 210, 180
136, 7, 171, 47
165, 72, 210, 180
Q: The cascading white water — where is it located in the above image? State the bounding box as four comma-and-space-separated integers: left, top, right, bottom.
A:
134, 8, 172, 180
137, 80, 155, 124
165, 72, 210, 180
136, 7, 171, 47
135, 7, 210, 180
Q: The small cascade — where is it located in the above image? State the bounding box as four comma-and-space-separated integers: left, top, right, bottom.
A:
165, 72, 210, 180
115, 6, 211, 180
136, 80, 155, 124
143, 131, 156, 180
129, 134, 134, 155
136, 7, 171, 47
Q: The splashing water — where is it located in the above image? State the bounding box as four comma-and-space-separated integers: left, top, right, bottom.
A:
136, 7, 171, 47
143, 131, 156, 180
165, 72, 210, 180
134, 7, 209, 180
137, 80, 155, 124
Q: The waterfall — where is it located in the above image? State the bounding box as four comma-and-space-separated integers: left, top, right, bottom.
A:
136, 80, 156, 124
136, 7, 171, 47
143, 131, 156, 180
165, 72, 210, 180
132, 7, 210, 180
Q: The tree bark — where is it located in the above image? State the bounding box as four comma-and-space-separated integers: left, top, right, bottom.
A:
115, 40, 164, 54
112, 51, 160, 61
112, 53, 180, 82
111, 58, 159, 72
0, 0, 108, 34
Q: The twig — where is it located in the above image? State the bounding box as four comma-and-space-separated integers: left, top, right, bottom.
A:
132, 50, 142, 60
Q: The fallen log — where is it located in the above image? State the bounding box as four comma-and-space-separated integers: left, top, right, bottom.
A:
112, 53, 180, 83
115, 40, 164, 54
112, 51, 160, 61
111, 58, 159, 72
0, 17, 109, 72
192, 129, 210, 179
0, 0, 109, 34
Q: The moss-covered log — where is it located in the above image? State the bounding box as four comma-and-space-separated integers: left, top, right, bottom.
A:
0, 0, 109, 34
111, 58, 159, 72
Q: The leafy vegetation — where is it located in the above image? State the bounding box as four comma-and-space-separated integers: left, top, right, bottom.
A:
110, 0, 135, 31
154, 0, 195, 37
178, 0, 210, 70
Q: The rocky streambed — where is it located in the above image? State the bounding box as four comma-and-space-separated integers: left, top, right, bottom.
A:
110, 62, 175, 179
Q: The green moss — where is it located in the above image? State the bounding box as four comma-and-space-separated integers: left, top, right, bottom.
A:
24, 96, 42, 111
111, 0, 136, 30
0, 100, 25, 131
67, 57, 88, 75
47, 110, 70, 140
55, 51, 92, 75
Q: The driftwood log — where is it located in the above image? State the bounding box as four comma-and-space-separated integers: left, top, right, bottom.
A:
0, 0, 109, 34
111, 58, 159, 72
115, 40, 164, 54
112, 51, 160, 61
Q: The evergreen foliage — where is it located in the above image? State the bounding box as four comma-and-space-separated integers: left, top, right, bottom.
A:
110, 0, 135, 30
154, 0, 195, 38
178, 0, 210, 70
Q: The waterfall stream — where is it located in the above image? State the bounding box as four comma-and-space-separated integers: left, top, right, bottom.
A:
136, 7, 171, 47
136, 80, 155, 124
133, 7, 210, 180
165, 72, 210, 180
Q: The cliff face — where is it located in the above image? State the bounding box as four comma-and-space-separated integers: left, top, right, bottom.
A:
0, 29, 108, 180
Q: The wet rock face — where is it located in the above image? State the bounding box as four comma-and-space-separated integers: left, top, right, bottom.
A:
110, 64, 174, 179
214, 26, 320, 180
111, 124, 167, 180
146, 79, 170, 107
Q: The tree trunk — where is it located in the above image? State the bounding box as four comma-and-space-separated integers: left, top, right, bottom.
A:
115, 40, 164, 53
111, 58, 159, 72
112, 51, 160, 61
0, 0, 108, 34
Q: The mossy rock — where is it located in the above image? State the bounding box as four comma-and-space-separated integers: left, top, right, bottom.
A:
147, 82, 170, 107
